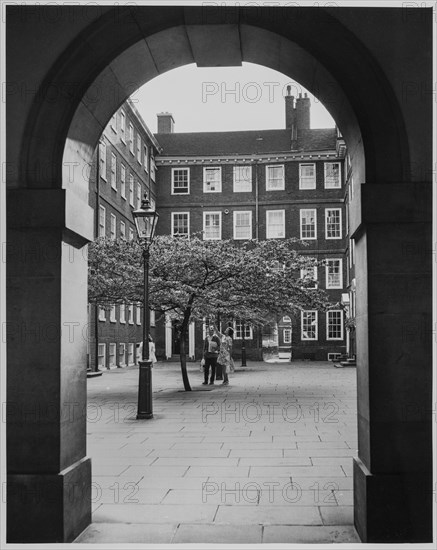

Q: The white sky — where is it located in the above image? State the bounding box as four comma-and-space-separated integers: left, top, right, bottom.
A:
133, 62, 335, 134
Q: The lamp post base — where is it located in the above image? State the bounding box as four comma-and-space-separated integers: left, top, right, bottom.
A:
137, 359, 153, 420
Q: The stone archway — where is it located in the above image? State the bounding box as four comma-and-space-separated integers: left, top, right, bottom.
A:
6, 5, 433, 543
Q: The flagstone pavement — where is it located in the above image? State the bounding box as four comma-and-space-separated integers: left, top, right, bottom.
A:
75, 360, 359, 544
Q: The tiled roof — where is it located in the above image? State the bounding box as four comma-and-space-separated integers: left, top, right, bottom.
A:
155, 128, 337, 157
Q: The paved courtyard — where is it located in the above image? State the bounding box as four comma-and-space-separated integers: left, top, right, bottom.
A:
75, 360, 359, 544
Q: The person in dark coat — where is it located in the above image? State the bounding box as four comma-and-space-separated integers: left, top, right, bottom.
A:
202, 325, 221, 385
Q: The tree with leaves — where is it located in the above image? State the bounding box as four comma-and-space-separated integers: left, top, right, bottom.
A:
88, 235, 332, 390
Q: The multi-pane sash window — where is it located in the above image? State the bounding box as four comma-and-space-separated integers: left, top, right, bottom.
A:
172, 168, 189, 194
110, 213, 116, 240
99, 141, 107, 180
129, 174, 134, 207
300, 266, 318, 289
301, 310, 318, 340
283, 328, 292, 344
203, 212, 222, 240
136, 305, 141, 325
129, 228, 134, 241
128, 343, 134, 365
110, 153, 117, 189
204, 167, 222, 192
119, 304, 126, 323
300, 209, 316, 239
99, 205, 106, 238
324, 162, 341, 188
233, 211, 252, 240
98, 307, 106, 321
151, 158, 156, 181
137, 134, 142, 164
120, 164, 126, 199
120, 221, 126, 240
327, 310, 344, 340
128, 304, 134, 324
128, 123, 134, 153
110, 113, 117, 132
235, 320, 253, 340
144, 145, 149, 171
136, 182, 141, 209
98, 343, 106, 369
325, 208, 342, 239
108, 343, 116, 368
233, 166, 252, 192
266, 210, 285, 238
266, 165, 285, 191
172, 212, 190, 237
120, 110, 126, 142
299, 163, 316, 189
326, 259, 343, 289
118, 343, 126, 366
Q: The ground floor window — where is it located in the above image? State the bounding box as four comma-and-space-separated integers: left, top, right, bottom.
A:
234, 320, 253, 340
108, 343, 116, 368
301, 310, 318, 340
327, 310, 344, 340
283, 328, 292, 344
128, 343, 135, 365
118, 343, 126, 366
98, 343, 106, 369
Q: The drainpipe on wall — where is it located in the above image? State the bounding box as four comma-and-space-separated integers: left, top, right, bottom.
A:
94, 142, 101, 372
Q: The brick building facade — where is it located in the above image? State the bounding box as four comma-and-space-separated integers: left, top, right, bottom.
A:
87, 98, 160, 371
153, 91, 348, 361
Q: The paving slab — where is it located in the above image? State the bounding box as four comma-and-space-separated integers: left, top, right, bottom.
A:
77, 360, 358, 544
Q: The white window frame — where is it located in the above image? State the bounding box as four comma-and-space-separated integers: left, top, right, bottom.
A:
110, 213, 116, 240
98, 306, 106, 321
203, 167, 222, 193
299, 163, 316, 190
325, 208, 342, 239
110, 113, 117, 132
151, 157, 156, 182
99, 141, 107, 181
98, 205, 106, 238
283, 328, 292, 344
233, 165, 252, 192
150, 310, 156, 327
129, 228, 134, 242
171, 167, 190, 195
233, 210, 252, 240
266, 164, 285, 191
98, 343, 106, 370
300, 266, 318, 289
171, 212, 190, 237
120, 163, 126, 199
127, 343, 135, 366
118, 343, 126, 367
108, 343, 116, 368
137, 134, 142, 164
300, 209, 317, 240
128, 122, 134, 154
234, 320, 253, 340
266, 209, 285, 239
120, 110, 126, 143
110, 152, 117, 190
119, 304, 126, 324
324, 162, 341, 189
136, 182, 141, 209
328, 352, 341, 361
136, 305, 141, 325
301, 310, 318, 340
128, 304, 134, 324
129, 174, 135, 207
325, 259, 343, 289
326, 310, 344, 340
203, 211, 222, 240
144, 145, 149, 172
120, 220, 126, 240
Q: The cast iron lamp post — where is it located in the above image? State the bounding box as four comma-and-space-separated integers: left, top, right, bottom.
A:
132, 193, 159, 419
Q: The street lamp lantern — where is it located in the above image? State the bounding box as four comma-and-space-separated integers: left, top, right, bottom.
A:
132, 193, 159, 244
132, 192, 158, 420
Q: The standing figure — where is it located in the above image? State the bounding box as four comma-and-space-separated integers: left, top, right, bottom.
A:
137, 335, 157, 366
202, 326, 221, 385
217, 326, 234, 386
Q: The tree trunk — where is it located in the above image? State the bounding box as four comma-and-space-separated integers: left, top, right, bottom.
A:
179, 329, 192, 391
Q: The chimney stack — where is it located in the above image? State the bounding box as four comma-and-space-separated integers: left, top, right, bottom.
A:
295, 92, 310, 130
157, 112, 175, 133
285, 85, 296, 132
